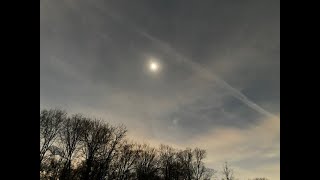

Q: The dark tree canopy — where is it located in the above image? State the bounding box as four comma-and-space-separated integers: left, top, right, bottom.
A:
40, 109, 269, 180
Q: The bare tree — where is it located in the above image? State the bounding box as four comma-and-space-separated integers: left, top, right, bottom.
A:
134, 144, 160, 180
159, 144, 176, 180
59, 114, 85, 180
39, 109, 227, 180
193, 148, 207, 180
109, 141, 140, 180
80, 119, 113, 180
40, 109, 66, 168
40, 156, 64, 180
202, 168, 216, 180
221, 162, 234, 180
177, 148, 193, 180
93, 124, 127, 180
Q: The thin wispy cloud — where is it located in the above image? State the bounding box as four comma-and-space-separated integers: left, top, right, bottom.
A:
104, 10, 278, 119
139, 30, 279, 119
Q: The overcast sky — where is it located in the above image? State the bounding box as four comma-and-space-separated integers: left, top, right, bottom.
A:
40, 0, 280, 179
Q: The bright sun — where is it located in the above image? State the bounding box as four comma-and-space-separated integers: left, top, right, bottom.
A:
149, 61, 159, 72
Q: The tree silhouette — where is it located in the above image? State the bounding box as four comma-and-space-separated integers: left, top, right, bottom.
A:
40, 109, 66, 169
159, 144, 176, 180
59, 114, 85, 180
92, 124, 127, 180
221, 162, 234, 180
81, 120, 116, 180
193, 148, 208, 180
39, 109, 270, 180
134, 144, 160, 180
110, 141, 140, 180
177, 148, 193, 180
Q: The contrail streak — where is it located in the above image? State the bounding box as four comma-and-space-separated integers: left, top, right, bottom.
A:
104, 10, 279, 119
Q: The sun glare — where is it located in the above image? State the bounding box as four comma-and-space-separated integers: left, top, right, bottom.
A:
149, 61, 159, 72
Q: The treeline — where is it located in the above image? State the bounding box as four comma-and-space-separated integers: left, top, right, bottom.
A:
40, 109, 269, 180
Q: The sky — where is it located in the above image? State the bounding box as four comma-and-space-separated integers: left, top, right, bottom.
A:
40, 0, 280, 179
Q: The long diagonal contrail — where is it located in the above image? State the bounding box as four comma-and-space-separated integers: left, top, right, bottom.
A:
138, 32, 279, 119
104, 10, 279, 120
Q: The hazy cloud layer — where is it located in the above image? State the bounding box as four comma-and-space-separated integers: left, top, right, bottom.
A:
41, 0, 280, 179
